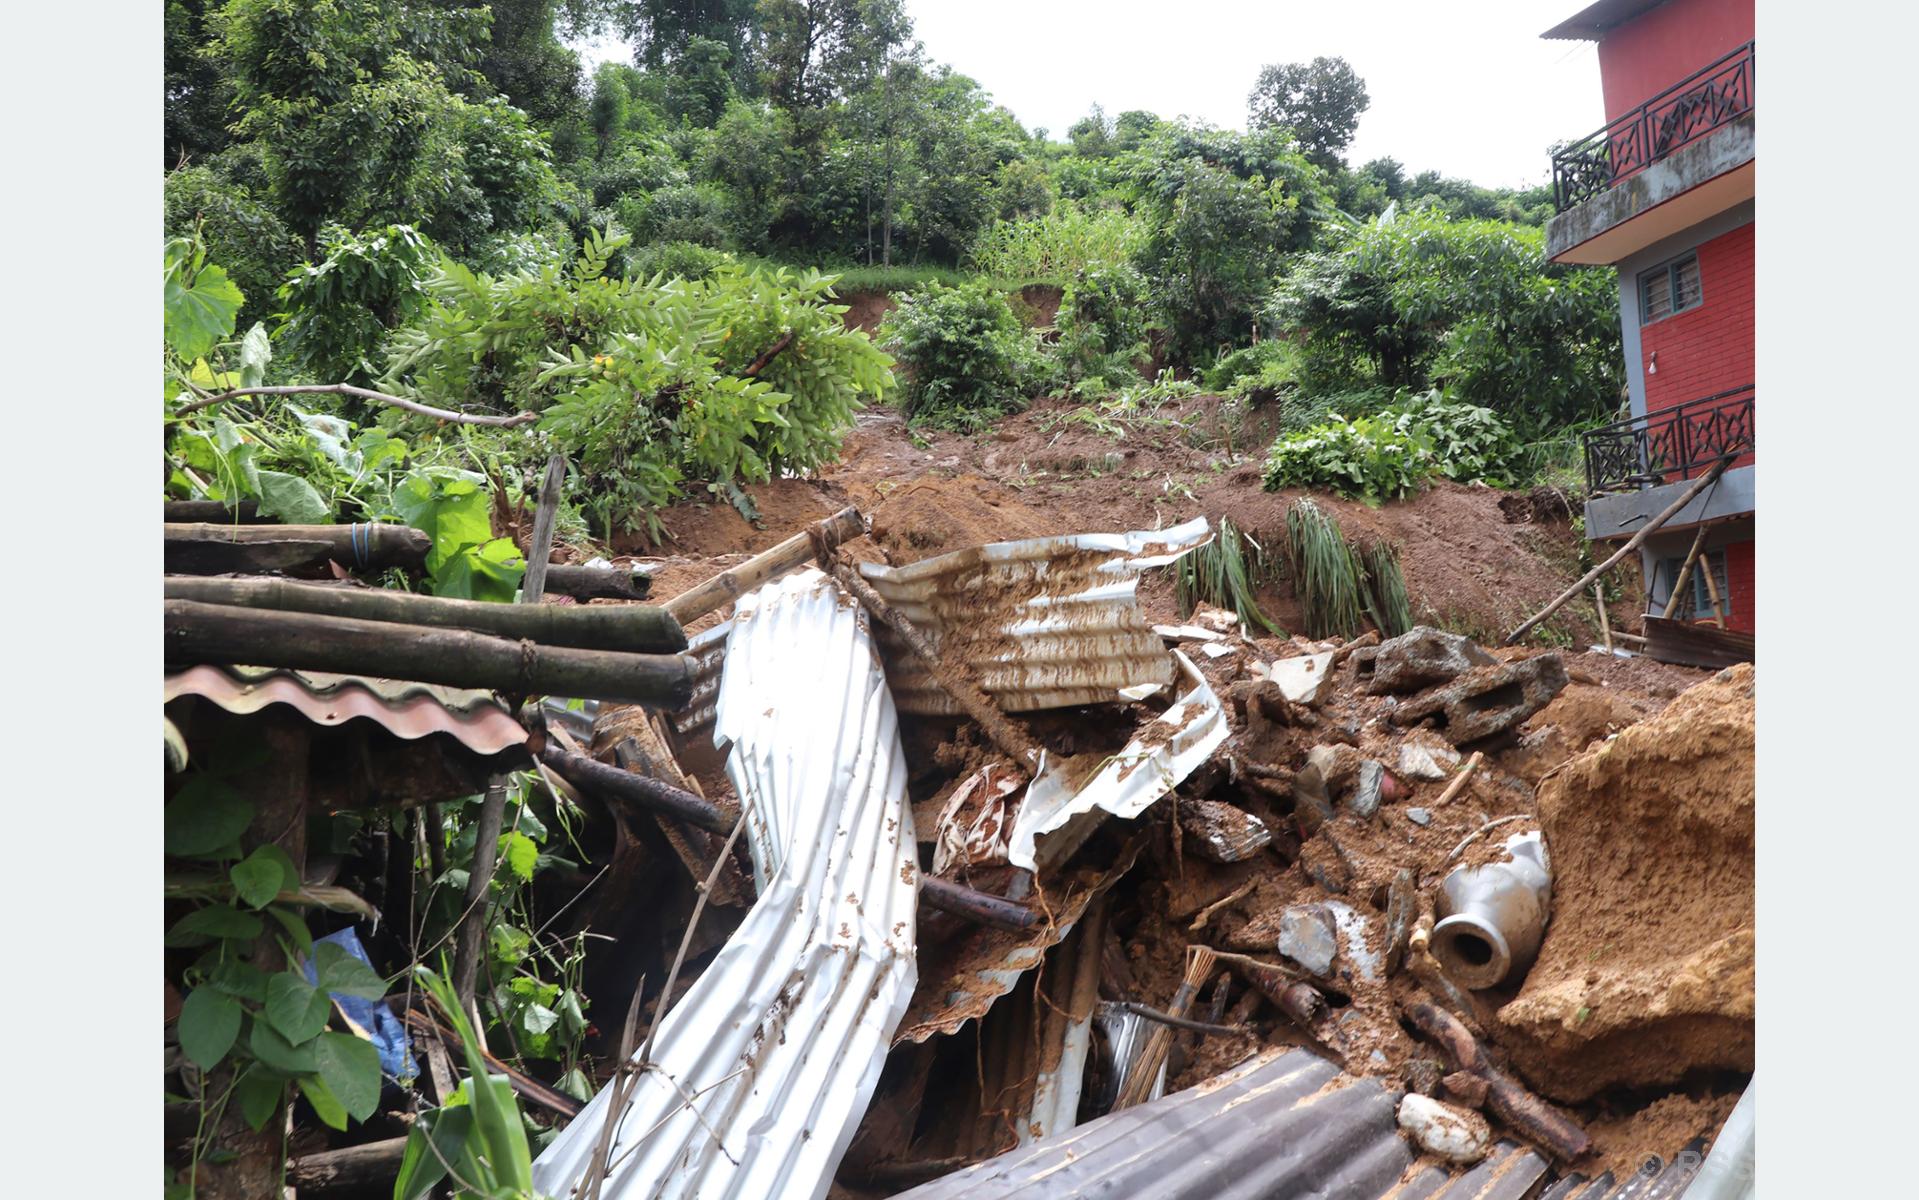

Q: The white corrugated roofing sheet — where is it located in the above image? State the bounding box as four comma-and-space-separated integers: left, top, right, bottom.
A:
857, 517, 1213, 714
531, 569, 919, 1200
1008, 650, 1229, 871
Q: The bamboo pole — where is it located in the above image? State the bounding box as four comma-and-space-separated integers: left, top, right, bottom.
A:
164, 576, 686, 653
1662, 523, 1712, 619
1593, 582, 1612, 652
1700, 556, 1728, 628
1503, 459, 1729, 646
663, 507, 867, 625
520, 453, 567, 604
165, 521, 432, 573
164, 600, 696, 708
543, 563, 653, 602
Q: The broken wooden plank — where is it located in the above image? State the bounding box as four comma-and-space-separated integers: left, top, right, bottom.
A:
1642, 616, 1753, 669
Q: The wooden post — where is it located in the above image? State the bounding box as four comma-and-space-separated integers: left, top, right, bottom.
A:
164, 600, 696, 708
165, 522, 432, 572
1503, 458, 1728, 646
663, 507, 867, 625
520, 454, 567, 605
164, 576, 686, 653
1700, 557, 1728, 629
1593, 582, 1612, 652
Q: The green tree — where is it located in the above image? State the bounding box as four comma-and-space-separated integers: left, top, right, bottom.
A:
755, 0, 913, 111
164, 166, 304, 330
165, 0, 233, 165
665, 35, 740, 125
1246, 56, 1370, 167
625, 0, 762, 89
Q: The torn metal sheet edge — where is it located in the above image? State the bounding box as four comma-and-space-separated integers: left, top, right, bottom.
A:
1008, 650, 1230, 872
530, 570, 918, 1200
857, 517, 1214, 714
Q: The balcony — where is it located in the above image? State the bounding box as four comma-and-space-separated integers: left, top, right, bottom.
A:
1583, 385, 1754, 497
1552, 42, 1755, 213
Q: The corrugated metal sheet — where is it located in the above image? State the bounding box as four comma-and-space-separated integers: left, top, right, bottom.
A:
667, 618, 731, 741
1387, 1141, 1551, 1199
889, 1048, 1416, 1200
1008, 650, 1228, 871
1675, 1079, 1753, 1200
163, 663, 527, 756
857, 518, 1213, 714
531, 569, 919, 1200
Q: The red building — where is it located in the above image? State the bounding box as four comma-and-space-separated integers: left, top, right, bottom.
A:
1544, 0, 1755, 653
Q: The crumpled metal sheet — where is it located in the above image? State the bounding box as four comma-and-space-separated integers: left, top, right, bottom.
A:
667, 618, 732, 742
1007, 651, 1229, 871
895, 838, 1142, 1045
888, 1048, 1414, 1200
163, 664, 527, 756
857, 518, 1213, 714
531, 569, 919, 1200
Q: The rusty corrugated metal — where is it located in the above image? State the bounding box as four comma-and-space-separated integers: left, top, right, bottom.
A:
667, 617, 731, 741
163, 664, 527, 756
857, 518, 1213, 714
889, 1048, 1415, 1199
532, 569, 918, 1200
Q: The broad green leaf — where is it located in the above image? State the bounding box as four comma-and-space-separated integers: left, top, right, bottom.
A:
249, 1021, 319, 1074
238, 323, 272, 388
430, 537, 526, 603
394, 1107, 473, 1200
314, 1031, 382, 1122
268, 905, 313, 957
164, 249, 245, 362
177, 988, 242, 1069
264, 973, 332, 1044
234, 1065, 287, 1132
314, 941, 388, 1000
230, 847, 291, 909
206, 959, 269, 1004
255, 470, 331, 525
498, 831, 538, 883
521, 1003, 559, 1037
164, 776, 253, 858
166, 904, 264, 946
297, 1073, 348, 1131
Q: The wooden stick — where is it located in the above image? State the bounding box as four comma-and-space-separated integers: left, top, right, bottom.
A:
521, 453, 568, 604
1662, 523, 1712, 620
1433, 751, 1485, 808
919, 875, 1039, 931
829, 561, 1046, 772
287, 1137, 409, 1192
400, 1011, 584, 1118
1593, 582, 1612, 652
165, 522, 432, 575
544, 563, 654, 602
1402, 1000, 1592, 1161
452, 780, 507, 1017
1503, 458, 1729, 645
164, 576, 687, 653
663, 507, 867, 625
1105, 1000, 1249, 1037
164, 599, 696, 708
538, 743, 736, 834
174, 383, 540, 427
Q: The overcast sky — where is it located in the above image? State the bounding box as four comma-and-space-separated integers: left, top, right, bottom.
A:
578, 0, 1606, 189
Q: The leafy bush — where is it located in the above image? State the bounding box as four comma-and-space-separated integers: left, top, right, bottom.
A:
1260, 389, 1517, 502
1052, 264, 1153, 394
967, 201, 1147, 282
1203, 339, 1304, 402
164, 165, 302, 330
879, 281, 1040, 429
275, 224, 440, 386
627, 240, 736, 282
386, 230, 894, 538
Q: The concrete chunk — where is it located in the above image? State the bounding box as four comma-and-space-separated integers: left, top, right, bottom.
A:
1390, 655, 1571, 746
1353, 626, 1496, 695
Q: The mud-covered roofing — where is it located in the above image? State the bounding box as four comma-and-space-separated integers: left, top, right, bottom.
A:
1542, 0, 1668, 40
163, 663, 527, 756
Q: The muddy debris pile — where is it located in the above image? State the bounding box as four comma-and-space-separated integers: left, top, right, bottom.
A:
524, 513, 1753, 1199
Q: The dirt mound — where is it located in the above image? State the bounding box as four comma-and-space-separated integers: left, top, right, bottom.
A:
866, 474, 1064, 565
1496, 664, 1755, 1102
838, 288, 895, 334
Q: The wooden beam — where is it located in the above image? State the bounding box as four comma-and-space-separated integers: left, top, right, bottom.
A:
663, 507, 866, 625
164, 576, 686, 653
287, 1138, 408, 1193
543, 564, 654, 602
164, 600, 695, 708
165, 521, 432, 574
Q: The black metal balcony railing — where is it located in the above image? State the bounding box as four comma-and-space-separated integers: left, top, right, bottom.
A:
1583, 385, 1754, 496
1552, 42, 1755, 213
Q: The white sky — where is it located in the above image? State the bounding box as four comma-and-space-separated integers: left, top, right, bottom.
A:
577, 0, 1606, 190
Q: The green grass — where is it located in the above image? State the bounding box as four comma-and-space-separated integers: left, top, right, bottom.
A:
1175, 516, 1286, 636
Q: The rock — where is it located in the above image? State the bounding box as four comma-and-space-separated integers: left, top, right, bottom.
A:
1268, 651, 1337, 705
1441, 1071, 1489, 1109
1348, 760, 1386, 817
1276, 904, 1339, 977
1352, 626, 1496, 695
1383, 869, 1416, 975
1177, 797, 1272, 863
1307, 743, 1363, 790
1496, 665, 1755, 1103
1291, 761, 1334, 836
1398, 1094, 1492, 1164
1403, 1059, 1446, 1097
1397, 741, 1460, 782
1193, 604, 1240, 634
1406, 807, 1433, 826
1391, 654, 1571, 747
